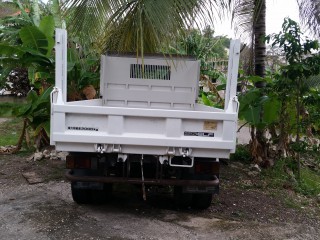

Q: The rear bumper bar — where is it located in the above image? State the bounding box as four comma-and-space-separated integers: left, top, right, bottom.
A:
65, 170, 219, 187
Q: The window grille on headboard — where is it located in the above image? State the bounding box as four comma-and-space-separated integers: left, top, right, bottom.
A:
130, 64, 171, 80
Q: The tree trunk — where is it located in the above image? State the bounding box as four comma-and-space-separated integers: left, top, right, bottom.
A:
252, 0, 268, 166
254, 0, 266, 77
296, 78, 301, 180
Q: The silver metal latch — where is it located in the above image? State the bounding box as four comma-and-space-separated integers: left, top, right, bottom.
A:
112, 144, 121, 153
179, 148, 192, 157
167, 147, 175, 155
95, 144, 106, 154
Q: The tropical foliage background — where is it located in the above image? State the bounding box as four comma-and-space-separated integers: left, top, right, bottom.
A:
0, 0, 320, 194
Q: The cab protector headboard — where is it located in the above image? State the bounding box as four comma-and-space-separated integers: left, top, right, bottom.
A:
100, 54, 200, 110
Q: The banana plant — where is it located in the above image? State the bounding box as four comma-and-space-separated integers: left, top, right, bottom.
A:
12, 86, 52, 151
0, 15, 55, 84
0, 14, 55, 150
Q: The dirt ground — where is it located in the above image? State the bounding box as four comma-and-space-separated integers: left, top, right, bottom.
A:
0, 117, 8, 124
1, 150, 319, 240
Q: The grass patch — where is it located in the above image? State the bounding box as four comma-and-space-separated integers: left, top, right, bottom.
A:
0, 102, 25, 117
298, 168, 320, 196
263, 158, 292, 188
0, 117, 23, 146
283, 196, 301, 209
263, 157, 320, 197
16, 149, 35, 157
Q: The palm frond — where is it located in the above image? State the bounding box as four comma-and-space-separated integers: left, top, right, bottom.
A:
231, 0, 266, 75
231, 0, 264, 44
297, 0, 320, 38
63, 0, 230, 55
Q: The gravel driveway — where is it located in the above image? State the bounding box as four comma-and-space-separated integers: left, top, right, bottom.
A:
1, 154, 319, 240
1, 181, 318, 240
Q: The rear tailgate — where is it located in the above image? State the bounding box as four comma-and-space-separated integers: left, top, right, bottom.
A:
51, 102, 237, 158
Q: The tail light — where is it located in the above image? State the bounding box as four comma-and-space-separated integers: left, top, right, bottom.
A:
194, 161, 219, 175
66, 155, 91, 169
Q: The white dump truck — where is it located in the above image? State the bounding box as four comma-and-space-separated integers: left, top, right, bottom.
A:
50, 29, 240, 209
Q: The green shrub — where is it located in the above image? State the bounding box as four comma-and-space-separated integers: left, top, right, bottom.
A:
231, 144, 252, 163
0, 102, 25, 117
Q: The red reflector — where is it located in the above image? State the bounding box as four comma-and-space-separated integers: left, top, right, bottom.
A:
75, 158, 91, 169
194, 162, 219, 174
66, 156, 74, 169
66, 155, 91, 169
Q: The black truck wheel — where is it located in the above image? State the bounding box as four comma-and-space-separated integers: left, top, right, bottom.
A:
174, 186, 193, 209
192, 193, 213, 209
91, 183, 113, 204
71, 182, 113, 204
71, 182, 91, 204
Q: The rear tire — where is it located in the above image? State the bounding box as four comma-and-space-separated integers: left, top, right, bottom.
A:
71, 182, 91, 204
91, 183, 113, 204
174, 186, 192, 209
104, 183, 113, 195
71, 182, 113, 204
192, 193, 213, 209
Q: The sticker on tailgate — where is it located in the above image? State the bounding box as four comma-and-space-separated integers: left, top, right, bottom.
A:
203, 121, 218, 130
184, 131, 214, 137
68, 126, 99, 131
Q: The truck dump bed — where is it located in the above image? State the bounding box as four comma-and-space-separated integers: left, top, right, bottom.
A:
50, 29, 240, 161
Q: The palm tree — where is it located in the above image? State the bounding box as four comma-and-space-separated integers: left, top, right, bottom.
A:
232, 0, 320, 77
63, 0, 230, 55
232, 0, 320, 165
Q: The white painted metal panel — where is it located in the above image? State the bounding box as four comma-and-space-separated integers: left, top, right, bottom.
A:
225, 39, 241, 110
51, 29, 241, 160
54, 29, 67, 103
51, 99, 237, 158
53, 104, 237, 121
101, 54, 200, 109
